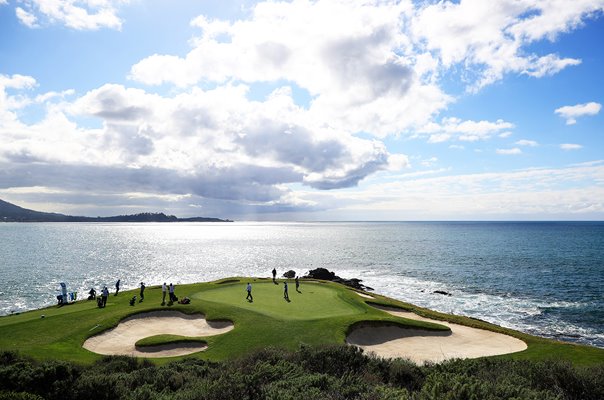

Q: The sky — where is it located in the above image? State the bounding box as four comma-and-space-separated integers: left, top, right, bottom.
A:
0, 0, 603, 221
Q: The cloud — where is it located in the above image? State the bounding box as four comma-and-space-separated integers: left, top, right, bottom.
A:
411, 0, 598, 90
15, 7, 39, 28
555, 102, 602, 125
3, 0, 603, 219
1, 81, 399, 215
422, 117, 514, 142
14, 0, 128, 30
496, 148, 522, 155
127, 0, 602, 138
386, 154, 410, 171
0, 74, 37, 90
560, 143, 583, 151
130, 1, 450, 137
322, 162, 604, 219
515, 139, 538, 147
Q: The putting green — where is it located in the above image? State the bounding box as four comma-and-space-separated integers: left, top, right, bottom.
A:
194, 280, 362, 320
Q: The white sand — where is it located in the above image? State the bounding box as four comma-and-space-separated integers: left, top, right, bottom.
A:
83, 311, 233, 358
356, 292, 374, 299
347, 305, 527, 364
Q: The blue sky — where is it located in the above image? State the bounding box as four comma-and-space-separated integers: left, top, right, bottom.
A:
0, 0, 603, 220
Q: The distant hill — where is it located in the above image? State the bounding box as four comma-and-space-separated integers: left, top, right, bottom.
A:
0, 198, 232, 223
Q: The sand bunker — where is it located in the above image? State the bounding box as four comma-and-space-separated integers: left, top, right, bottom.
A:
355, 292, 374, 299
83, 311, 233, 358
347, 305, 526, 364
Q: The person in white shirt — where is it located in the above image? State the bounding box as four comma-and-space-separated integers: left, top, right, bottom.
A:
101, 286, 109, 307
169, 283, 176, 303
162, 282, 167, 305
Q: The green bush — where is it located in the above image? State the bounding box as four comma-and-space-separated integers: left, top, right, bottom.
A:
0, 392, 44, 400
0, 347, 602, 399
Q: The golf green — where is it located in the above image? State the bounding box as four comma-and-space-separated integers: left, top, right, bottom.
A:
194, 280, 362, 320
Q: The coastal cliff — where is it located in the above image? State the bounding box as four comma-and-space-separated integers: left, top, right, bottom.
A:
0, 198, 232, 223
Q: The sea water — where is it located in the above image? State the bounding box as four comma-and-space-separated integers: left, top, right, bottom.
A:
0, 221, 602, 348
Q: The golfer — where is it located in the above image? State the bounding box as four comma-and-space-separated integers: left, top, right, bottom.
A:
246, 282, 253, 301
283, 281, 289, 301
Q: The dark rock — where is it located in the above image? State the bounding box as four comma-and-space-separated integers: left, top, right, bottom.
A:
304, 268, 372, 291
433, 290, 452, 296
282, 270, 296, 278
305, 268, 336, 280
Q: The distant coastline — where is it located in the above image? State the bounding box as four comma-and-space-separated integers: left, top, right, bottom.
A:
0, 198, 232, 223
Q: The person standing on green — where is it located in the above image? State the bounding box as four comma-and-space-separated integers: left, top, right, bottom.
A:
295, 276, 300, 292
101, 286, 109, 307
272, 268, 277, 283
161, 282, 167, 305
283, 281, 289, 301
246, 282, 253, 302
115, 279, 120, 296
139, 282, 145, 302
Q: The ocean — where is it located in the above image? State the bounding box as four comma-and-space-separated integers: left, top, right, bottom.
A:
1, 221, 602, 348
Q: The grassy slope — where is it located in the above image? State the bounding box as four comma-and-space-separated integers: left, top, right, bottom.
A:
0, 278, 602, 366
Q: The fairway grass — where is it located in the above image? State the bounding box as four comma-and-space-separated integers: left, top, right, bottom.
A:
0, 277, 602, 366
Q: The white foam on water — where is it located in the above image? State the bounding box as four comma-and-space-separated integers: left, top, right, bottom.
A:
357, 272, 603, 348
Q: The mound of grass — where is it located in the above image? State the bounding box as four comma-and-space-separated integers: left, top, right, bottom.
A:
135, 335, 207, 348
0, 277, 602, 366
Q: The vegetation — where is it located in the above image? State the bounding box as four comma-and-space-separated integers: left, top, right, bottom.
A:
0, 346, 603, 399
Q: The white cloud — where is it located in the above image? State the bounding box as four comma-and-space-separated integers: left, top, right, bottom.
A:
560, 143, 583, 151
421, 157, 438, 167
127, 0, 601, 139
515, 139, 538, 147
555, 102, 602, 125
1, 81, 402, 212
428, 133, 451, 143
422, 117, 514, 142
0, 74, 37, 90
15, 7, 39, 28
131, 0, 450, 138
497, 148, 522, 155
323, 162, 604, 219
15, 0, 128, 30
3, 0, 603, 218
386, 154, 410, 171
411, 0, 598, 90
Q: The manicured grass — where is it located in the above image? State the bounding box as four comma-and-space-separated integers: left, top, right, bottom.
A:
195, 280, 361, 320
0, 277, 602, 366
